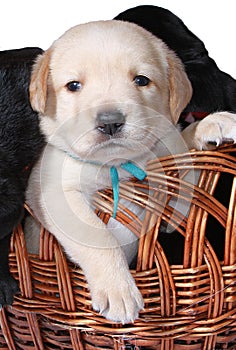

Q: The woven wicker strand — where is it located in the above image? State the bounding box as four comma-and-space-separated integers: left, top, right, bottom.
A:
0, 145, 236, 350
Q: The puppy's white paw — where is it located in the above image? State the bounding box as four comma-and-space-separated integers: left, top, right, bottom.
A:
182, 112, 236, 150
90, 270, 144, 324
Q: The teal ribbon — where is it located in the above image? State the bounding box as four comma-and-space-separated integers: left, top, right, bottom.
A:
110, 161, 146, 218
110, 166, 119, 219
121, 161, 147, 181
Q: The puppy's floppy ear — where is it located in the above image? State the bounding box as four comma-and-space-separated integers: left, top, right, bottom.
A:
30, 49, 51, 113
167, 53, 192, 124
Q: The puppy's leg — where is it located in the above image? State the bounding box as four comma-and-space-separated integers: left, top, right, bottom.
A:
0, 234, 19, 305
60, 190, 144, 323
181, 112, 236, 150
0, 167, 23, 305
0, 232, 20, 306
27, 182, 144, 323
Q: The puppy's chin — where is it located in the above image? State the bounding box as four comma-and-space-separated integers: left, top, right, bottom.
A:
71, 138, 149, 164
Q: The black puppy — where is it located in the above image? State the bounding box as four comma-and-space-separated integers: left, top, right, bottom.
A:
0, 47, 44, 305
115, 5, 236, 117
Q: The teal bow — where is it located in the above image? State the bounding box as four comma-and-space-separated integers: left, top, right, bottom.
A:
110, 161, 146, 218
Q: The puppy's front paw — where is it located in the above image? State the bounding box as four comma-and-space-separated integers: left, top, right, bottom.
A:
192, 112, 236, 150
90, 270, 144, 324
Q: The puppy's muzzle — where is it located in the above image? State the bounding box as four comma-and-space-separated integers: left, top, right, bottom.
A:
96, 110, 126, 136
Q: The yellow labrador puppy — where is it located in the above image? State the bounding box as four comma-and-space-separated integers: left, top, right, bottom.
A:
26, 20, 236, 323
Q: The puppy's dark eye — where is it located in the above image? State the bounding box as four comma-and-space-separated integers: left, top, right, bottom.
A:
134, 75, 151, 87
66, 81, 82, 92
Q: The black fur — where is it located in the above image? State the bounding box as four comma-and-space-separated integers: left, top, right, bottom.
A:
0, 47, 44, 305
115, 5, 236, 115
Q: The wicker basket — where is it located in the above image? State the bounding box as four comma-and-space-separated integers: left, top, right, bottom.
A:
0, 145, 236, 350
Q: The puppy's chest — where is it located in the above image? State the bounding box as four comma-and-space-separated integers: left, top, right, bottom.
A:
63, 159, 131, 194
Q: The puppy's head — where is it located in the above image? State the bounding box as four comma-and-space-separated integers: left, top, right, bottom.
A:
30, 20, 192, 163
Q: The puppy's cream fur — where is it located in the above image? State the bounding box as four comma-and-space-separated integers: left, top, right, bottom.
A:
26, 20, 236, 323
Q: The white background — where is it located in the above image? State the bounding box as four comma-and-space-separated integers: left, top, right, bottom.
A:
0, 0, 235, 78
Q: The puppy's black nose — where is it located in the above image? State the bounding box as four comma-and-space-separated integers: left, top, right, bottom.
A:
96, 110, 126, 136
